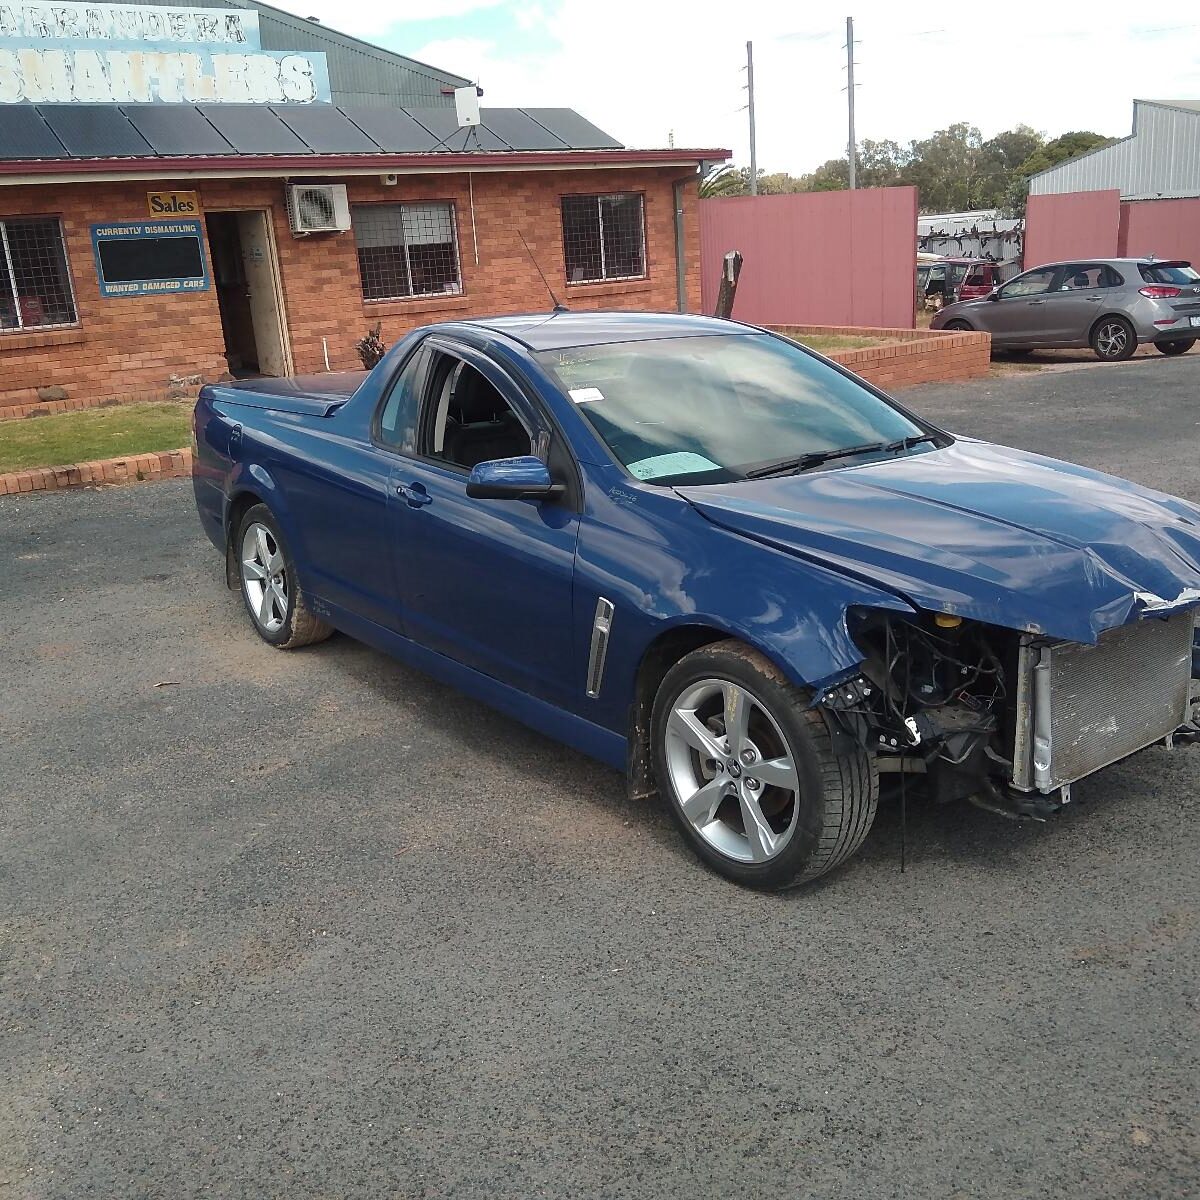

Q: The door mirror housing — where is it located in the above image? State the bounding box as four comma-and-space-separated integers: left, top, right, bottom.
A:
466, 455, 562, 500
987, 288, 1001, 301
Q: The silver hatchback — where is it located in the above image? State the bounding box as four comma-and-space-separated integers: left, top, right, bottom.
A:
931, 257, 1200, 360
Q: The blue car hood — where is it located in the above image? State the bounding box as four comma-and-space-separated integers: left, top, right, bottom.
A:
678, 440, 1200, 644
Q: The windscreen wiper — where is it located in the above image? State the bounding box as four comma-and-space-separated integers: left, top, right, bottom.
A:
744, 441, 890, 479
883, 433, 940, 453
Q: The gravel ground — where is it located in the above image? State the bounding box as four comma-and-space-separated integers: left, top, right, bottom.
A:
1, 354, 1197, 1199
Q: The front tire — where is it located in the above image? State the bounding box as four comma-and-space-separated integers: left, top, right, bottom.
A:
651, 640, 877, 890
943, 319, 972, 331
1090, 316, 1137, 361
1155, 338, 1195, 356
236, 503, 333, 649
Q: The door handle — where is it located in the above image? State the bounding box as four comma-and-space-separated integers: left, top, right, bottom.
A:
1028, 299, 1045, 305
397, 481, 432, 508
1086, 295, 1103, 301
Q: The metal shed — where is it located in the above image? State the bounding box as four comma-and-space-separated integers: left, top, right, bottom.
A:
1029, 100, 1200, 201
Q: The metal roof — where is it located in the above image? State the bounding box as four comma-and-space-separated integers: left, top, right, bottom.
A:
0, 103, 625, 161
1029, 99, 1200, 201
130, 0, 470, 106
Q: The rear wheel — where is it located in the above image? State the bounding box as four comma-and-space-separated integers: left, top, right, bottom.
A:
943, 319, 972, 331
1155, 338, 1195, 356
236, 503, 333, 649
651, 640, 877, 890
1090, 316, 1136, 361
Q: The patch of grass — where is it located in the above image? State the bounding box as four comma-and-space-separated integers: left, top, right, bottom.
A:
0, 402, 191, 473
792, 333, 892, 353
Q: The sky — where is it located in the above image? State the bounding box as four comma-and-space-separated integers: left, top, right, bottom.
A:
293, 0, 1200, 174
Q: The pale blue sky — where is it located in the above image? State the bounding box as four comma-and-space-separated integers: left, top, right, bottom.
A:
296, 0, 1200, 173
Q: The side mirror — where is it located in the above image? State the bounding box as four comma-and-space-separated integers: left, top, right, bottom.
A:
466, 455, 562, 501
986, 289, 1001, 301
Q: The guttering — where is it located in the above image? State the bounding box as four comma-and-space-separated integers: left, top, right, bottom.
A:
0, 147, 731, 187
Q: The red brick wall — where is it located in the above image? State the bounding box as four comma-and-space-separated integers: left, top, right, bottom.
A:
0, 167, 701, 411
769, 325, 992, 390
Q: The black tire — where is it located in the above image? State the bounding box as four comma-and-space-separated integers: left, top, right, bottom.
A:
943, 319, 973, 331
235, 502, 333, 649
1155, 338, 1195, 356
1090, 315, 1137, 361
651, 639, 877, 890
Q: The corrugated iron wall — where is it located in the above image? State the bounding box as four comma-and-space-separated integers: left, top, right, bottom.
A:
1121, 198, 1200, 268
1023, 190, 1200, 270
699, 188, 918, 328
1023, 191, 1122, 266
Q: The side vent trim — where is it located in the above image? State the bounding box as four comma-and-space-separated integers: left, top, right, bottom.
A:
586, 597, 615, 699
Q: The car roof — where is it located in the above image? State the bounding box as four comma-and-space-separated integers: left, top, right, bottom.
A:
448, 310, 753, 351
1034, 257, 1183, 268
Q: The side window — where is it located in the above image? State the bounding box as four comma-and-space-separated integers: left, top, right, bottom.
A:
1100, 265, 1125, 287
376, 348, 427, 453
1001, 267, 1057, 298
964, 266, 989, 287
421, 354, 533, 471
1059, 265, 1105, 291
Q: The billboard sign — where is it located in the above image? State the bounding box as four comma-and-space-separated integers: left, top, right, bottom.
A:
0, 2, 331, 102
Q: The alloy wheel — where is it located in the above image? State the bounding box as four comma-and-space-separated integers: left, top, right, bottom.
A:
664, 677, 801, 863
1095, 321, 1129, 358
241, 521, 288, 634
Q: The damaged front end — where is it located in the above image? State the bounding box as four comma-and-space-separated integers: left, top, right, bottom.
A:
819, 606, 1200, 820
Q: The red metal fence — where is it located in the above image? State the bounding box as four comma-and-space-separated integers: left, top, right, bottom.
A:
699, 187, 918, 328
1025, 190, 1200, 270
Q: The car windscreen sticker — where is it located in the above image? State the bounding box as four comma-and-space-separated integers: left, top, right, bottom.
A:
568, 387, 605, 403
627, 452, 722, 480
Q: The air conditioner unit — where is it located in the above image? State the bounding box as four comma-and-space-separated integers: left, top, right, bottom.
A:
286, 183, 351, 235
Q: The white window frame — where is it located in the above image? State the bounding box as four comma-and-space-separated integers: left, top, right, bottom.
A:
562, 193, 647, 285
352, 201, 463, 303
0, 215, 78, 332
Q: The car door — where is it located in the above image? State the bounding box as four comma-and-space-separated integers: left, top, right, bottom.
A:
272, 349, 428, 634
1036, 263, 1109, 343
387, 337, 582, 708
983, 266, 1060, 344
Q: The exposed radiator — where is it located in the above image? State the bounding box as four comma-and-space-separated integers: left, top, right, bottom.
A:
1012, 609, 1196, 793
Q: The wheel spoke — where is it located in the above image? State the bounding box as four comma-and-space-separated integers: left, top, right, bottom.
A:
242, 557, 266, 581
722, 682, 750, 753
738, 788, 777, 862
745, 755, 798, 793
668, 708, 725, 760
270, 581, 287, 614
265, 547, 283, 575
680, 777, 726, 826
257, 585, 274, 626
255, 526, 271, 568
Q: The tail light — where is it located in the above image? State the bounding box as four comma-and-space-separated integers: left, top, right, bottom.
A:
1139, 285, 1181, 298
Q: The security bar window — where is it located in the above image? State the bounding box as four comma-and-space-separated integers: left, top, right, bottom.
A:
0, 217, 77, 331
561, 193, 645, 283
353, 202, 462, 301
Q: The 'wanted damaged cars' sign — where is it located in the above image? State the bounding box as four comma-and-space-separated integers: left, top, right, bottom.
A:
90, 220, 211, 297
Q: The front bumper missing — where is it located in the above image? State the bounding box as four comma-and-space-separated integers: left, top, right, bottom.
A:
1011, 609, 1196, 794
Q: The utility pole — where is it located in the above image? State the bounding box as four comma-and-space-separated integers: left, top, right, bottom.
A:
845, 16, 857, 190
745, 40, 758, 195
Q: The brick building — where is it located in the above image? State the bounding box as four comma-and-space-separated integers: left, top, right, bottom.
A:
0, 4, 725, 415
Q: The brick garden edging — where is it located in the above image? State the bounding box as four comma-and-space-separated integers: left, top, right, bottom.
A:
0, 448, 192, 496
769, 325, 992, 390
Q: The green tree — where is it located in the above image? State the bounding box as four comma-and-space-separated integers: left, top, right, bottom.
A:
1004, 130, 1112, 215
698, 164, 747, 198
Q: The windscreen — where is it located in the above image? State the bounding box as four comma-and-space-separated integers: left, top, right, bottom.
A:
538, 333, 924, 485
1139, 262, 1199, 285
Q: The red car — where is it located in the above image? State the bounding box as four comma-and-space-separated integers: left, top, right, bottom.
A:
919, 258, 1002, 306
